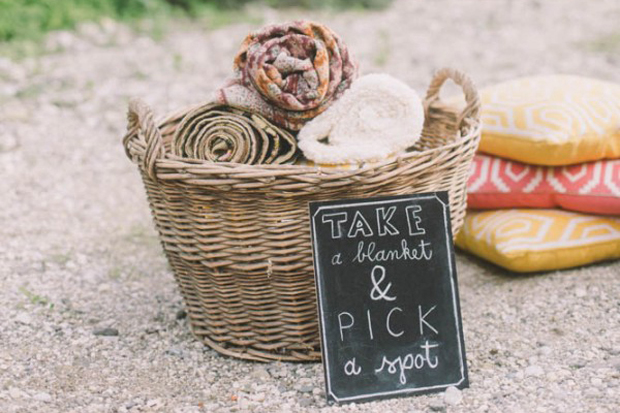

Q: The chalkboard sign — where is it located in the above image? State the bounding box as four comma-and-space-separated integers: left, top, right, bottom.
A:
309, 192, 468, 404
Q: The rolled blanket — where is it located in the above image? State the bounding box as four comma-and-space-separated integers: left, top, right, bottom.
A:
297, 74, 425, 164
172, 103, 298, 165
215, 20, 358, 131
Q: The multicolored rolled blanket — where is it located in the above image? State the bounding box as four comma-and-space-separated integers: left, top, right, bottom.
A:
215, 20, 358, 131
172, 103, 298, 165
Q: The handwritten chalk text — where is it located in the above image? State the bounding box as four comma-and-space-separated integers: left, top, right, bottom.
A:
353, 239, 433, 264
337, 305, 439, 342
375, 341, 440, 384
321, 206, 426, 239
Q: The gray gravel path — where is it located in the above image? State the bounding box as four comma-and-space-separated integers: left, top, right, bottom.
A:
1, 0, 619, 412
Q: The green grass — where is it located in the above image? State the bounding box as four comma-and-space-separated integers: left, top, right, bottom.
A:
49, 252, 72, 266
0, 0, 170, 42
19, 285, 52, 307
264, 0, 392, 9
585, 31, 620, 53
169, 0, 392, 14
0, 0, 393, 44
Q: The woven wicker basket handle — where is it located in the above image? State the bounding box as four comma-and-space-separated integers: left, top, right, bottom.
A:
123, 98, 165, 182
424, 68, 480, 133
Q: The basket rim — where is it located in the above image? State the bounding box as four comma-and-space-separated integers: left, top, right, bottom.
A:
124, 67, 482, 182
149, 121, 482, 179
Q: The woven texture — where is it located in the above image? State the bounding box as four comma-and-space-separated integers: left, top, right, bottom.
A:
172, 103, 298, 165
123, 68, 481, 362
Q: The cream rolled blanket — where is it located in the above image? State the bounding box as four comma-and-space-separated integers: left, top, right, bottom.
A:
297, 74, 425, 165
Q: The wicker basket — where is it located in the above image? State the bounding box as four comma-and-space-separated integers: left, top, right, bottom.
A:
123, 68, 481, 362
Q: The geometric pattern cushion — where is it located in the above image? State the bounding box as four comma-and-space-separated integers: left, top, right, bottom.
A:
480, 75, 620, 166
467, 154, 620, 215
455, 209, 620, 272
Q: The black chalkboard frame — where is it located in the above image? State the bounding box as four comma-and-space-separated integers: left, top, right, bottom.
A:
309, 192, 468, 404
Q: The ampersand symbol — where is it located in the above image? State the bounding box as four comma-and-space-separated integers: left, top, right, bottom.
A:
369, 265, 396, 301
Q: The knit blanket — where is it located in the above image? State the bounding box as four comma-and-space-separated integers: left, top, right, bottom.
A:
172, 103, 298, 165
297, 74, 425, 164
215, 20, 358, 131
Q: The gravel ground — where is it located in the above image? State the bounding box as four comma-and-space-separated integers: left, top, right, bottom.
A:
1, 0, 620, 412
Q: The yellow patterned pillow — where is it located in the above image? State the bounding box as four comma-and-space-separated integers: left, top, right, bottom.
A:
455, 209, 620, 272
480, 75, 620, 166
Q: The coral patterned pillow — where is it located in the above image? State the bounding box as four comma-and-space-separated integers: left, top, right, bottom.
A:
455, 209, 620, 273
479, 75, 620, 166
467, 154, 620, 215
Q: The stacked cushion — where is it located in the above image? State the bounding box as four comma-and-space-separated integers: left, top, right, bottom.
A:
479, 75, 620, 166
458, 75, 620, 272
467, 155, 620, 215
456, 209, 620, 273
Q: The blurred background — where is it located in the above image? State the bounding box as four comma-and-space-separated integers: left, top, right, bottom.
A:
0, 0, 391, 43
1, 1, 619, 411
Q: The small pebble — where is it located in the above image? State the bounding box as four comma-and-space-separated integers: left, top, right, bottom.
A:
146, 399, 161, 408
125, 399, 142, 409
608, 357, 620, 371
444, 386, 463, 406
587, 362, 609, 370
299, 397, 313, 407
569, 360, 586, 369
33, 392, 52, 403
551, 389, 568, 399
429, 399, 446, 412
525, 365, 544, 377
165, 347, 184, 357
176, 309, 187, 320
9, 387, 25, 400
584, 388, 600, 398
15, 313, 32, 325
93, 327, 119, 337
238, 398, 250, 409
299, 385, 313, 393
546, 372, 558, 381
250, 367, 270, 380
537, 346, 552, 356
